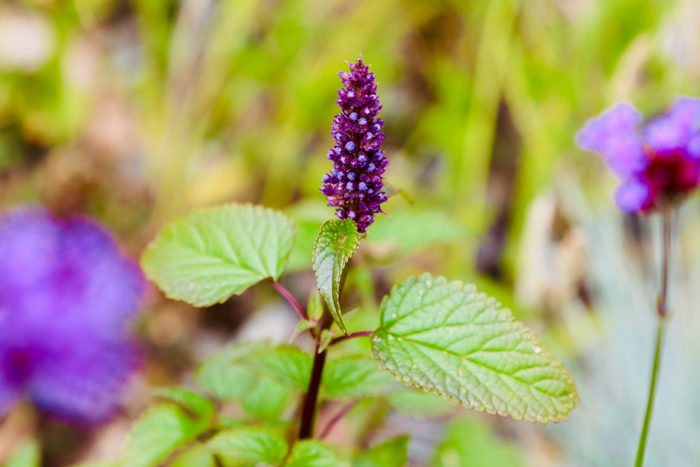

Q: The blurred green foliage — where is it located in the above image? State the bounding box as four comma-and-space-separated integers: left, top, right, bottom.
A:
1, 0, 696, 276
2, 0, 700, 464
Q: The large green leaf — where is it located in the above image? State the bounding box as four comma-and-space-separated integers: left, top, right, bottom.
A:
371, 274, 578, 423
321, 356, 399, 399
141, 204, 296, 306
207, 427, 288, 467
312, 219, 359, 333
285, 441, 340, 467
123, 402, 212, 467
353, 436, 409, 467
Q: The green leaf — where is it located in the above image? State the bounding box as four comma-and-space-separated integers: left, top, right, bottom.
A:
290, 319, 316, 343
286, 441, 340, 467
196, 343, 260, 401
307, 288, 324, 322
240, 377, 294, 421
123, 402, 211, 467
196, 343, 311, 420
155, 387, 215, 419
321, 356, 399, 399
207, 427, 288, 467
6, 439, 40, 467
312, 219, 359, 333
318, 329, 335, 353
353, 436, 409, 467
433, 418, 524, 467
371, 274, 578, 423
141, 204, 296, 306
170, 445, 215, 467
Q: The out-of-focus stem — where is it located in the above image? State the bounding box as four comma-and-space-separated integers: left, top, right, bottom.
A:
634, 210, 673, 467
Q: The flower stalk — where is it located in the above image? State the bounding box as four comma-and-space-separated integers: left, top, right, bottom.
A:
635, 210, 673, 466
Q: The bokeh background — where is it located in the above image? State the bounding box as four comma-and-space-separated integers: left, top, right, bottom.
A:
1, 0, 700, 465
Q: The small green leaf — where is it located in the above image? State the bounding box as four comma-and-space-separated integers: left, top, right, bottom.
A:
142, 204, 296, 307
207, 427, 288, 467
290, 319, 316, 343
353, 436, 409, 467
170, 445, 215, 467
123, 403, 211, 467
155, 387, 215, 419
318, 329, 335, 353
196, 343, 260, 401
312, 219, 359, 333
371, 274, 578, 424
196, 343, 312, 420
308, 288, 324, 322
286, 441, 340, 467
6, 439, 40, 467
240, 377, 294, 421
321, 356, 399, 399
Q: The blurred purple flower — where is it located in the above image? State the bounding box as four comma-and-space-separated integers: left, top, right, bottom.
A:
0, 207, 144, 423
321, 58, 388, 232
576, 98, 700, 213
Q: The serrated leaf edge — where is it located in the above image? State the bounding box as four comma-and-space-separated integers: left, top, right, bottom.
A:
371, 273, 579, 424
311, 219, 359, 333
141, 203, 297, 306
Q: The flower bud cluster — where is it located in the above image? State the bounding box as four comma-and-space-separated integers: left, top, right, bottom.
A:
321, 58, 388, 232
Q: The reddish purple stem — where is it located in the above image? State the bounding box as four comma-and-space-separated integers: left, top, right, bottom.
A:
271, 281, 308, 321
330, 330, 373, 346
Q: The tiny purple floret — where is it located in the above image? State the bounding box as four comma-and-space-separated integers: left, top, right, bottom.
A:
321, 58, 387, 232
576, 97, 700, 213
0, 207, 144, 423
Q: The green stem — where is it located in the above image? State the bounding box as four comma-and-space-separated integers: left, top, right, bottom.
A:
634, 211, 672, 467
634, 318, 666, 467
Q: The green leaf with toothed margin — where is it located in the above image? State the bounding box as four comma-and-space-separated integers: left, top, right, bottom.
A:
207, 427, 288, 466
312, 219, 359, 333
286, 441, 340, 467
371, 274, 578, 424
141, 204, 296, 307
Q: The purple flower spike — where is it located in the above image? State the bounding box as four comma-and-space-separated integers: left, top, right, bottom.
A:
0, 207, 144, 423
321, 58, 387, 233
577, 97, 700, 213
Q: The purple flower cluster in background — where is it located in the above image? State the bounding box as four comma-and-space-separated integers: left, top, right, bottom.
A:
576, 97, 700, 213
0, 207, 144, 423
321, 58, 388, 232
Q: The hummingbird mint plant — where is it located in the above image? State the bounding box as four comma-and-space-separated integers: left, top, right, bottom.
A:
577, 97, 700, 466
128, 58, 578, 466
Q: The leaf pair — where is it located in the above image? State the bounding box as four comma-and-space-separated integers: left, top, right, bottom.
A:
141, 203, 579, 424
142, 204, 357, 333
